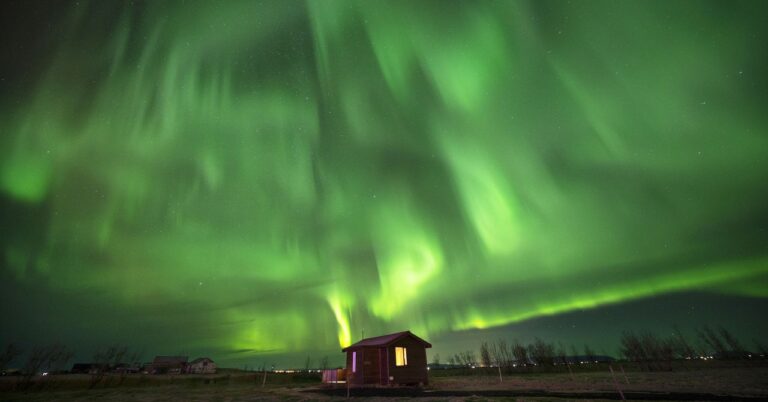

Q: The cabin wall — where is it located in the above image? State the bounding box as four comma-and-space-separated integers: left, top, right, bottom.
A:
346, 347, 382, 385
387, 337, 428, 385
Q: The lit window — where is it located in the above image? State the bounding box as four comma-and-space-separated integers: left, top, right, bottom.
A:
395, 347, 408, 366
352, 351, 356, 372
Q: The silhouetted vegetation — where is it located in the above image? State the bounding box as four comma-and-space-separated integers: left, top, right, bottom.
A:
89, 345, 139, 388
18, 344, 72, 389
427, 324, 764, 381
1, 323, 764, 394
0, 343, 22, 372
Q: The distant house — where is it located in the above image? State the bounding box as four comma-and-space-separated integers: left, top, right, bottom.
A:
150, 356, 188, 374
342, 330, 431, 386
188, 357, 216, 374
70, 363, 97, 374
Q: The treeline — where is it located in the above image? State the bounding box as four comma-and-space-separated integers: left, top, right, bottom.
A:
619, 325, 763, 371
433, 325, 767, 373
0, 343, 143, 389
436, 339, 598, 370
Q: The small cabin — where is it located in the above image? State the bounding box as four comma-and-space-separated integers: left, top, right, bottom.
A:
150, 356, 188, 374
342, 330, 431, 386
188, 357, 216, 374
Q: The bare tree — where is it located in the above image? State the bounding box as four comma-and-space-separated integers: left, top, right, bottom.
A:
118, 350, 141, 384
670, 326, 696, 360
490, 339, 512, 370
570, 344, 579, 363
512, 339, 528, 368
479, 341, 492, 367
456, 350, 476, 367
556, 342, 574, 379
304, 355, 312, 371
0, 343, 22, 371
697, 325, 727, 356
488, 341, 505, 382
319, 356, 328, 370
753, 339, 767, 358
528, 338, 555, 368
718, 326, 744, 356
431, 353, 440, 366
90, 345, 128, 388
620, 331, 643, 362
583, 344, 596, 364
19, 344, 72, 389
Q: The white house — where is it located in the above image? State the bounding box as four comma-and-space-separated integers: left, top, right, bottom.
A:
188, 357, 216, 374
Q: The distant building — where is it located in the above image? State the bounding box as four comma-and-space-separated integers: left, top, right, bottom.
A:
150, 356, 188, 374
114, 362, 141, 374
70, 363, 97, 374
188, 357, 216, 374
342, 330, 431, 386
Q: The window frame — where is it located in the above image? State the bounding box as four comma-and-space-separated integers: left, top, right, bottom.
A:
395, 346, 408, 366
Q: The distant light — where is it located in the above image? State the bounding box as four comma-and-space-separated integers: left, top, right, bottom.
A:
42, 372, 49, 376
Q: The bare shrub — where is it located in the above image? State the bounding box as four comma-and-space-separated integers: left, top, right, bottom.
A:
583, 344, 596, 364
0, 343, 22, 371
511, 339, 528, 367
19, 344, 72, 389
697, 325, 727, 356
90, 345, 129, 388
528, 338, 555, 368
479, 341, 492, 367
490, 339, 513, 369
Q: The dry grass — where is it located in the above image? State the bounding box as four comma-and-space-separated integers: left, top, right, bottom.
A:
430, 366, 768, 396
1, 365, 766, 401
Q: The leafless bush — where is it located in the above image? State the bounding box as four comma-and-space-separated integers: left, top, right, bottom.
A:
511, 339, 528, 367
528, 338, 555, 368
620, 331, 676, 371
479, 341, 492, 367
718, 327, 745, 356
90, 345, 129, 388
455, 350, 476, 367
697, 325, 728, 356
556, 342, 574, 379
490, 339, 513, 369
753, 339, 767, 358
18, 344, 72, 389
0, 343, 22, 371
670, 326, 696, 360
583, 344, 596, 364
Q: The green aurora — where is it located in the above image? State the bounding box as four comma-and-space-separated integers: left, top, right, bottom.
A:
1, 0, 768, 365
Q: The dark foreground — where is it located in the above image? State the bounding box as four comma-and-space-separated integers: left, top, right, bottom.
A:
314, 387, 763, 401
1, 365, 767, 401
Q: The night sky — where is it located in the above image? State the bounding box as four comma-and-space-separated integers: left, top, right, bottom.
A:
1, 0, 767, 368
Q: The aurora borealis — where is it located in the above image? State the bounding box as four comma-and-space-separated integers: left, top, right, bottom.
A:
1, 0, 767, 367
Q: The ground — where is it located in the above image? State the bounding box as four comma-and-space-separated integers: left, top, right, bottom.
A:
1, 365, 767, 401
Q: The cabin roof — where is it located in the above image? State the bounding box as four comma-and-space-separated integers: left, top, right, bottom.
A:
190, 357, 214, 364
342, 330, 432, 351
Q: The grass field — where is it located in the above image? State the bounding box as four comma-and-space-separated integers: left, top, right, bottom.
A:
1, 364, 767, 401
